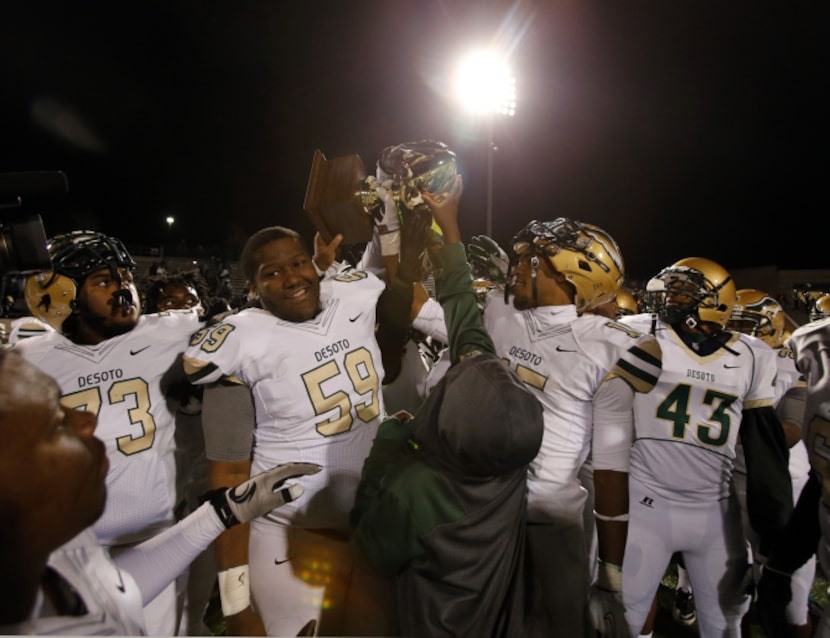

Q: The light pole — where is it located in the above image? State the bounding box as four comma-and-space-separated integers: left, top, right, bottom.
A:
486, 114, 495, 240
455, 49, 516, 237
163, 216, 174, 258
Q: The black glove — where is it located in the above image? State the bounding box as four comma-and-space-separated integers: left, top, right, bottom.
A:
397, 206, 433, 284
756, 563, 792, 638
207, 462, 321, 528
468, 235, 509, 285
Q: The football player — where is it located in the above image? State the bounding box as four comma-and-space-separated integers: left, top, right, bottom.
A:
13, 230, 204, 635
727, 288, 812, 637
468, 219, 663, 637
142, 268, 209, 315
580, 287, 643, 591
0, 348, 318, 635
615, 288, 640, 318
181, 184, 451, 635
140, 267, 221, 636
618, 259, 793, 636
758, 310, 830, 637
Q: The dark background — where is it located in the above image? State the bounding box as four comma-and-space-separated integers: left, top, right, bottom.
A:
1, 1, 826, 281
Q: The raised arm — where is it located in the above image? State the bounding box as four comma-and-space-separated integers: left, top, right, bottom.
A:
423, 175, 495, 363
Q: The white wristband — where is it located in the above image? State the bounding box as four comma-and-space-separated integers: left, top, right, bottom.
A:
217, 564, 251, 617
379, 230, 401, 257
597, 559, 623, 592
593, 509, 630, 522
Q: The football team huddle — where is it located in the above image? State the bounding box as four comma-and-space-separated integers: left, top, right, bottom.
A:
2, 142, 830, 638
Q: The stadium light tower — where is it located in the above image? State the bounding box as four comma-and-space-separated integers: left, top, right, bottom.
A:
454, 48, 516, 237
161, 215, 174, 258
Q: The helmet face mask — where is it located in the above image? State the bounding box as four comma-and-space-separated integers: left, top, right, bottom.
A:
24, 230, 136, 332
509, 218, 624, 312
645, 257, 735, 329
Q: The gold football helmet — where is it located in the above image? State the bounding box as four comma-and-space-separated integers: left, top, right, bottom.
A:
24, 230, 136, 332
810, 294, 830, 322
645, 256, 736, 329
510, 218, 624, 312
728, 288, 786, 348
615, 289, 640, 317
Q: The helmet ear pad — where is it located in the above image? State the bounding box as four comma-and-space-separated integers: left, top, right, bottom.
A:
24, 271, 79, 332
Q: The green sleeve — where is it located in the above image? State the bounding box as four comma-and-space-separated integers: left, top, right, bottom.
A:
434, 242, 496, 363
350, 417, 413, 528
351, 417, 464, 576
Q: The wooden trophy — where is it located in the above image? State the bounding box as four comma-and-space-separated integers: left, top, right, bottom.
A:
303, 149, 375, 246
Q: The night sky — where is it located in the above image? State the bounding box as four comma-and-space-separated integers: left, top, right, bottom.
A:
1, 1, 826, 281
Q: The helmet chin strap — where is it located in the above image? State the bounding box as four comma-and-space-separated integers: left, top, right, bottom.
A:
680, 308, 741, 356
530, 255, 540, 307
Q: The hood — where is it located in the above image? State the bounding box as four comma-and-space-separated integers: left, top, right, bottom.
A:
412, 353, 543, 477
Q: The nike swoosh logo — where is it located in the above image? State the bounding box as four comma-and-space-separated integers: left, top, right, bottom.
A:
349, 314, 362, 322
723, 364, 740, 369
115, 568, 126, 593
274, 557, 293, 565
228, 483, 256, 505
130, 345, 151, 356
556, 345, 576, 352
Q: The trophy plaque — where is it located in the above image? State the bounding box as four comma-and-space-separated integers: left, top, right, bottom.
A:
303, 149, 374, 246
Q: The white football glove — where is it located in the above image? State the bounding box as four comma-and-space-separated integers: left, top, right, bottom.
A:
375, 181, 399, 228
587, 589, 629, 638
587, 560, 631, 638
375, 182, 401, 256
209, 462, 321, 528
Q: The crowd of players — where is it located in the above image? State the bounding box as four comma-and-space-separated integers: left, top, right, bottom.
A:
1, 141, 830, 638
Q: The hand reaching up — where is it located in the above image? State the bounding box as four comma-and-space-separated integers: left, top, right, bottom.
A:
423, 174, 463, 245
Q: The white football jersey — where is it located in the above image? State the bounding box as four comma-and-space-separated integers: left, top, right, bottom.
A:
184, 270, 387, 532
8, 315, 54, 344
4, 528, 146, 636
484, 297, 662, 525
13, 309, 202, 546
620, 314, 777, 503
787, 317, 830, 506
770, 342, 806, 406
